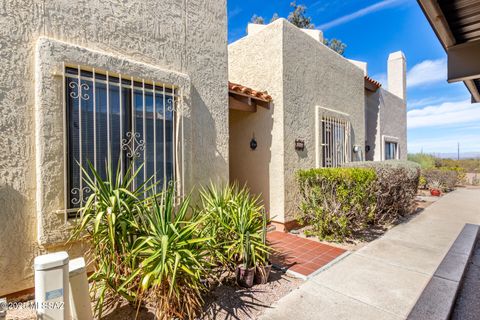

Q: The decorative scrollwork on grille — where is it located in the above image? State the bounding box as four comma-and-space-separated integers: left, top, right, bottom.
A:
69, 81, 90, 100
121, 131, 145, 158
166, 96, 176, 112
71, 187, 91, 206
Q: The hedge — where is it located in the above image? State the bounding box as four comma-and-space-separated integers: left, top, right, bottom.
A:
297, 168, 377, 241
297, 161, 420, 241
343, 161, 420, 225
422, 167, 464, 192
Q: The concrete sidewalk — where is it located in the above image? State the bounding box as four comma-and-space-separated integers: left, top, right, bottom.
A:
261, 188, 480, 320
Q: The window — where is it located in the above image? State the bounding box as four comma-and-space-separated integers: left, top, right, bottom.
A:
321, 117, 351, 167
385, 141, 398, 160
65, 66, 178, 212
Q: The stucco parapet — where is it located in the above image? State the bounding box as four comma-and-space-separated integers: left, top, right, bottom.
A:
35, 37, 192, 246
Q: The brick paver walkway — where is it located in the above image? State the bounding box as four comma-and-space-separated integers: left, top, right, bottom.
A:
267, 231, 346, 277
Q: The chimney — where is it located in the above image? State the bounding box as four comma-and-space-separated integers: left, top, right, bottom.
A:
387, 51, 407, 101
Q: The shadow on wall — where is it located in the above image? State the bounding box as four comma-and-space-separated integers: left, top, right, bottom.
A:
365, 90, 380, 161
0, 184, 40, 296
188, 86, 229, 198
229, 103, 273, 215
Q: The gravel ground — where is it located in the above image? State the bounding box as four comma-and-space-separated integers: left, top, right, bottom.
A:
5, 269, 302, 320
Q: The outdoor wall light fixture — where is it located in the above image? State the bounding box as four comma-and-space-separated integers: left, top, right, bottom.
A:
353, 145, 361, 153
295, 139, 305, 151
250, 135, 258, 150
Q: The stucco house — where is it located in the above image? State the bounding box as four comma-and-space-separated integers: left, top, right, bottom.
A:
0, 4, 408, 297
228, 19, 407, 229
0, 0, 229, 297
364, 52, 408, 162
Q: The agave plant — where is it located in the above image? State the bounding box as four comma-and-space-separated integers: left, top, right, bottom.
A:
127, 185, 212, 320
69, 160, 154, 317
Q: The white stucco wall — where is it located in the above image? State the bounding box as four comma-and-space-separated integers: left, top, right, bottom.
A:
365, 88, 407, 161
0, 0, 228, 296
228, 19, 365, 223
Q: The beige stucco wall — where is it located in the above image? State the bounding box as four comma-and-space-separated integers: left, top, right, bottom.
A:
281, 21, 365, 222
228, 19, 365, 223
229, 108, 273, 213
0, 0, 228, 296
228, 21, 285, 221
365, 88, 407, 161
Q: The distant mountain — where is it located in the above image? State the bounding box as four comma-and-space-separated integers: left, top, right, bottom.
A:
430, 152, 480, 159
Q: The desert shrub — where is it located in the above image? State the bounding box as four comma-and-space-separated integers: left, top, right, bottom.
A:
408, 153, 436, 169
422, 168, 458, 192
444, 167, 466, 185
419, 175, 428, 189
200, 184, 269, 272
436, 158, 480, 172
296, 168, 377, 241
343, 161, 420, 224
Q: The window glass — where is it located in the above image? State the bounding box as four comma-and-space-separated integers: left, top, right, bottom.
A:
65, 68, 176, 211
385, 141, 397, 160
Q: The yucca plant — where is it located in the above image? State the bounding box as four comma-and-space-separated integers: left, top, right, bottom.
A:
200, 183, 269, 273
69, 160, 155, 317
127, 185, 212, 320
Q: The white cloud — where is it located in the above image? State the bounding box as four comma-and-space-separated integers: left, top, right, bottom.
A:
407, 99, 480, 129
228, 7, 242, 20
318, 0, 407, 30
408, 96, 459, 109
407, 58, 447, 88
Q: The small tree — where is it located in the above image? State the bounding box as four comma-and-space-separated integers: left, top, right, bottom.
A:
270, 13, 279, 23
250, 2, 348, 56
250, 14, 265, 24
288, 1, 314, 29
324, 38, 347, 56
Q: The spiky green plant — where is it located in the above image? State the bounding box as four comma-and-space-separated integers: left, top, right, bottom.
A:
69, 160, 154, 317
200, 183, 270, 271
127, 185, 212, 320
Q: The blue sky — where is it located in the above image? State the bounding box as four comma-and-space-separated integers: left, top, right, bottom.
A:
227, 0, 480, 155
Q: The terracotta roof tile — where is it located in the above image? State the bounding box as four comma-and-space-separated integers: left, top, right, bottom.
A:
228, 81, 273, 102
365, 75, 382, 89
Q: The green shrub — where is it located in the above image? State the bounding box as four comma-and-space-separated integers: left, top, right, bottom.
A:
343, 161, 420, 224
70, 161, 154, 317
129, 186, 211, 320
72, 162, 211, 319
296, 168, 377, 241
408, 153, 436, 169
297, 161, 421, 241
200, 184, 269, 271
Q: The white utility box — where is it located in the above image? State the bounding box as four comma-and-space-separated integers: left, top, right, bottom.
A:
34, 251, 70, 320
69, 257, 93, 320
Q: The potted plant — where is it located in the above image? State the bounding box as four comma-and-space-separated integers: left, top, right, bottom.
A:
236, 232, 256, 288
255, 210, 272, 284
429, 180, 442, 196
